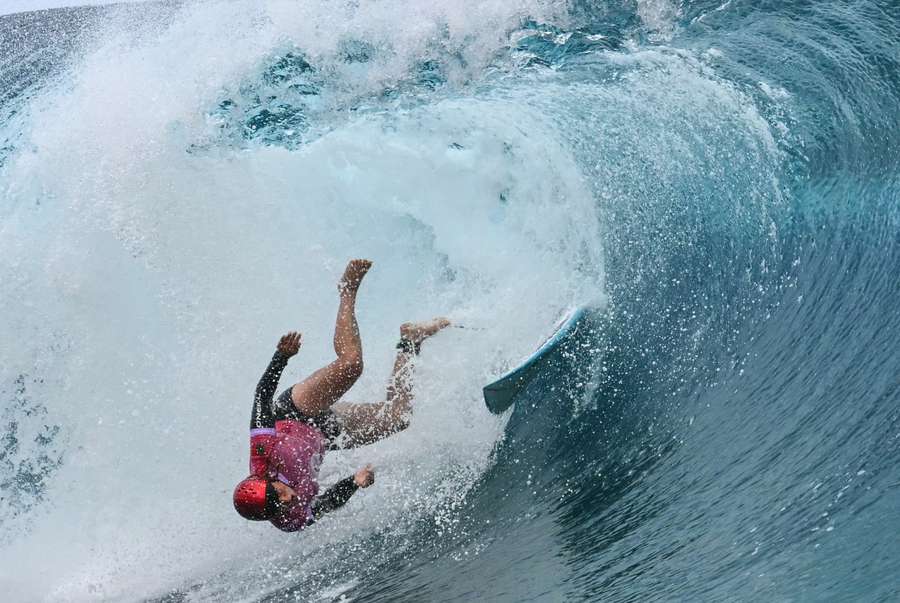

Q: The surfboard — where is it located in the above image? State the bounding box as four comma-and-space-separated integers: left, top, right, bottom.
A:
483, 305, 588, 414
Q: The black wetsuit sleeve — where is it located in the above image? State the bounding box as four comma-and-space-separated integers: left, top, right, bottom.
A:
250, 351, 290, 430
310, 476, 359, 520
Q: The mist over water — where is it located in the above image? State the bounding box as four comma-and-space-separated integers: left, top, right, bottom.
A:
1, 0, 899, 601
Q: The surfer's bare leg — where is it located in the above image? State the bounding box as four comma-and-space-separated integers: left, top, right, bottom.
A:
289, 260, 372, 416
336, 318, 449, 447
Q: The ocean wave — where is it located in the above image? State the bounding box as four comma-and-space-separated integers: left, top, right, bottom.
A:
0, 0, 898, 601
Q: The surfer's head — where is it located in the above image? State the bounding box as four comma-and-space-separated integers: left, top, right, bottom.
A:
233, 477, 278, 520
233, 477, 298, 520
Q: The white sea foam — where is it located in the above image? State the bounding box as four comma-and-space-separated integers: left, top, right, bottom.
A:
636, 0, 681, 41
0, 1, 602, 599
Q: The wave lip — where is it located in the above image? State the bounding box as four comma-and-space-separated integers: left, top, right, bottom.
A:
2, 0, 900, 601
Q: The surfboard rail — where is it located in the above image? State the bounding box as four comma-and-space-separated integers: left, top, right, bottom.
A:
483, 306, 588, 414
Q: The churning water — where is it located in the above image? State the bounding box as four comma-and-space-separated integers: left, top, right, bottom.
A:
1, 0, 898, 601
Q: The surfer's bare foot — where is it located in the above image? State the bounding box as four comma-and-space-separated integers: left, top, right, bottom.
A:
338, 259, 372, 296
400, 317, 451, 345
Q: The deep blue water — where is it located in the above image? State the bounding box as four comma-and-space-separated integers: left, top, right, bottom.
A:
1, 1, 898, 601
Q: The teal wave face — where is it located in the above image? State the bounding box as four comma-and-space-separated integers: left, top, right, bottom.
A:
1, 0, 899, 601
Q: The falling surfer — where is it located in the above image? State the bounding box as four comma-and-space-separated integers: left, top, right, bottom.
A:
232, 259, 450, 531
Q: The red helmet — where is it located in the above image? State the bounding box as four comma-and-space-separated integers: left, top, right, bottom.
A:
233, 477, 272, 520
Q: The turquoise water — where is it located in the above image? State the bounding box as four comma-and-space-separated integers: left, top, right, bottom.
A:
1, 1, 898, 600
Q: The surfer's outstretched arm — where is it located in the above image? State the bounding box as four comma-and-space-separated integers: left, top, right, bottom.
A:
248, 332, 301, 477
310, 465, 375, 520
253, 332, 301, 409
288, 260, 372, 416
334, 318, 449, 448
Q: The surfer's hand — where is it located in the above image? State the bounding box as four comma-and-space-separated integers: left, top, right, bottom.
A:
277, 331, 302, 357
354, 465, 375, 488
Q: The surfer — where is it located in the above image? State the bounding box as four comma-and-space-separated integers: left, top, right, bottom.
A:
232, 259, 450, 532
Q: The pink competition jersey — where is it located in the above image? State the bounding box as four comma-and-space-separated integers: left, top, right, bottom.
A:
250, 420, 327, 532
247, 351, 348, 531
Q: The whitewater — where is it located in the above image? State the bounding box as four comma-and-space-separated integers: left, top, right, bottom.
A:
1, 0, 898, 601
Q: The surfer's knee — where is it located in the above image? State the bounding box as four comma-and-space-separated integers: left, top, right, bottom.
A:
388, 407, 411, 433
336, 355, 363, 381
